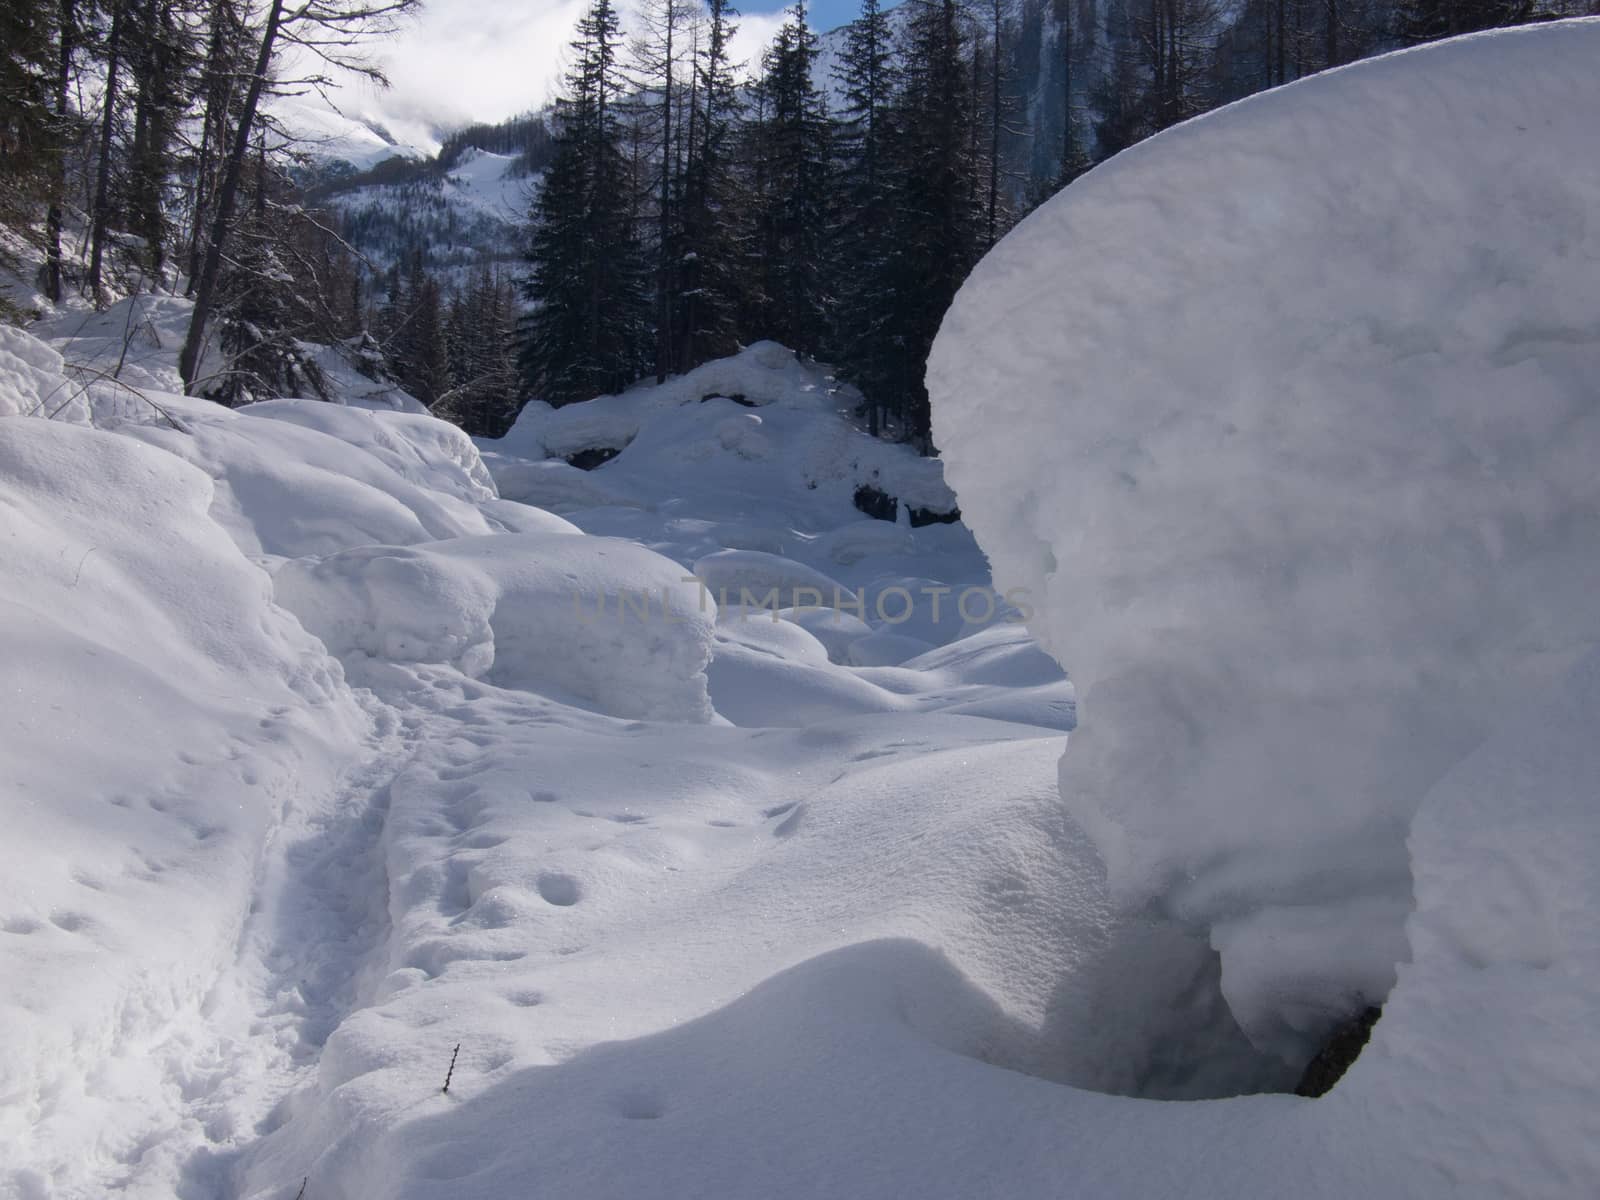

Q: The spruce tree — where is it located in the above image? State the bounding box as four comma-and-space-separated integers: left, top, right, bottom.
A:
630, 0, 694, 382
866, 0, 984, 449
519, 0, 650, 405
828, 0, 899, 433
676, 0, 745, 371
747, 0, 832, 356
0, 0, 59, 314
126, 0, 190, 283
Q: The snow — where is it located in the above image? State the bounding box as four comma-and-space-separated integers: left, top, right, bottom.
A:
270, 94, 438, 169
6, 23, 1600, 1197
276, 534, 717, 722
113, 395, 496, 560
930, 15, 1600, 1072
0, 324, 74, 420
0, 413, 370, 1194
2, 293, 1083, 1196
494, 340, 960, 519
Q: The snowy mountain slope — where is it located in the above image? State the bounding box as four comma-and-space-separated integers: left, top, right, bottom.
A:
932, 3, 1600, 1149
315, 147, 531, 281
272, 93, 439, 171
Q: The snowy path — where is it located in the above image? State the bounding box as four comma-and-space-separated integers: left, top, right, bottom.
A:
170, 721, 407, 1199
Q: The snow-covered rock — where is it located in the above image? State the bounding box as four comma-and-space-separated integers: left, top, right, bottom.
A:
930, 18, 1600, 1065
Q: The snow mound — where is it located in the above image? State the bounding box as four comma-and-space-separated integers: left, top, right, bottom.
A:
488, 341, 957, 526
240, 399, 497, 503
276, 535, 716, 722
929, 19, 1600, 1064
482, 453, 649, 514
0, 323, 76, 420
1335, 646, 1600, 1194
693, 548, 858, 611
114, 396, 496, 560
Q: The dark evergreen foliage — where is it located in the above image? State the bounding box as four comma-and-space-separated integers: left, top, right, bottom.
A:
518, 0, 651, 406
745, 1, 832, 356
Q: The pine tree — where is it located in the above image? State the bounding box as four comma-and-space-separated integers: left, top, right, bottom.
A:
829, 0, 899, 433
519, 0, 651, 405
858, 0, 984, 449
204, 150, 365, 403
676, 0, 745, 371
631, 0, 695, 382
1396, 0, 1534, 41
438, 267, 521, 435
126, 0, 190, 283
0, 0, 59, 315
86, 0, 130, 302
746, 0, 832, 355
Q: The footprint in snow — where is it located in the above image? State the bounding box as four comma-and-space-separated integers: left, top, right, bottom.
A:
537, 874, 581, 907
612, 1090, 666, 1120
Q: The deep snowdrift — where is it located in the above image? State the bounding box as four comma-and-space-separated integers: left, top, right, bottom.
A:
8, 25, 1600, 1191
931, 17, 1600, 1072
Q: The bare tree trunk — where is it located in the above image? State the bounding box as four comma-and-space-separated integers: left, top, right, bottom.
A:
1057, 0, 1072, 180
987, 0, 1001, 247
655, 2, 674, 383
1275, 0, 1286, 84
87, 0, 127, 303
188, 0, 236, 292
46, 0, 75, 304
178, 0, 285, 393
1325, 0, 1338, 66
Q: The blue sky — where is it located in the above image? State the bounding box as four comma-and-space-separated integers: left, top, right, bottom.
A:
338, 0, 892, 136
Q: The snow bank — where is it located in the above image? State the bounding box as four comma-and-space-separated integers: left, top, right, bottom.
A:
0, 415, 367, 1185
488, 341, 957, 527
240, 399, 496, 503
1339, 645, 1600, 1193
929, 19, 1600, 1064
276, 535, 716, 722
113, 397, 496, 559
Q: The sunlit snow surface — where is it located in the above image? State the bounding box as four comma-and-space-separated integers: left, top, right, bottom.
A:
3, 22, 1600, 1198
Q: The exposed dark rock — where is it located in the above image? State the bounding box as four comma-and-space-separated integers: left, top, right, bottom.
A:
701, 392, 754, 407
853, 484, 898, 522
909, 505, 961, 528
1294, 1005, 1382, 1098
565, 445, 622, 471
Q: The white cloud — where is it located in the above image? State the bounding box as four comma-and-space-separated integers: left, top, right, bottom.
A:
321, 0, 792, 140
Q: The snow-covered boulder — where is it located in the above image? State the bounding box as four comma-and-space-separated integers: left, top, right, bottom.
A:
929, 19, 1600, 1064
275, 534, 717, 722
